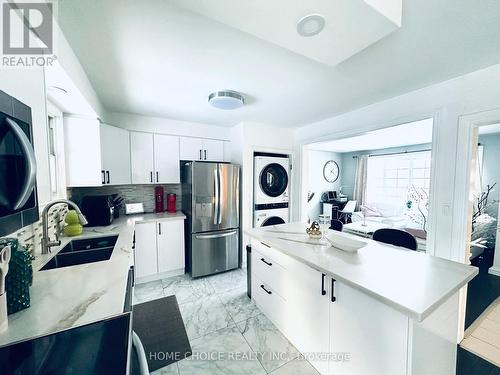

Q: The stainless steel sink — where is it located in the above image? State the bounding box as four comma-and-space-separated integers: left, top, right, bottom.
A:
40, 235, 118, 271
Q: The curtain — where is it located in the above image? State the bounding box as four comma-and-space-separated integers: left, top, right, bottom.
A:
353, 155, 368, 208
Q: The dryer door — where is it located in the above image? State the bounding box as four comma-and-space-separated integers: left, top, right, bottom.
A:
261, 216, 285, 227
259, 163, 288, 198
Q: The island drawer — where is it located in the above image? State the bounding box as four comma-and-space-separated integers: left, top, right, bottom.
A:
252, 248, 288, 299
251, 240, 292, 268
251, 274, 288, 333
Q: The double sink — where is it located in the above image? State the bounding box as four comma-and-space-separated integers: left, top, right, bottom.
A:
40, 235, 118, 271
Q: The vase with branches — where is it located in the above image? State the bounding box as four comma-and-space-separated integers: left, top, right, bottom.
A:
406, 185, 429, 232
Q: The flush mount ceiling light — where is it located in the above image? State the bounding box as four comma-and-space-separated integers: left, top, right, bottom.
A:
208, 90, 245, 110
297, 14, 326, 37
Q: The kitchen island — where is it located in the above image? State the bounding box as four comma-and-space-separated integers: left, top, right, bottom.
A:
245, 223, 478, 375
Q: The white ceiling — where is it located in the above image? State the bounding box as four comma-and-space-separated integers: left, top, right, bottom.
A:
57, 0, 500, 128
308, 118, 433, 152
172, 0, 401, 66
478, 123, 500, 135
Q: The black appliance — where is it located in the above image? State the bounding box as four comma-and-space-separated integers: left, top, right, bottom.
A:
0, 90, 38, 237
80, 195, 117, 227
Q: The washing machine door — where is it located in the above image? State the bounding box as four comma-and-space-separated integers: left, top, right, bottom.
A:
259, 163, 288, 198
261, 216, 285, 227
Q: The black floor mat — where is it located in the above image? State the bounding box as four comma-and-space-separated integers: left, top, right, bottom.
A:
132, 295, 191, 372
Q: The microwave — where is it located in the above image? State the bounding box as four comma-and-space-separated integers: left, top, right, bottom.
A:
0, 90, 38, 236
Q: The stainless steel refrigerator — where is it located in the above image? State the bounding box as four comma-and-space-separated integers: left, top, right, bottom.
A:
182, 162, 240, 277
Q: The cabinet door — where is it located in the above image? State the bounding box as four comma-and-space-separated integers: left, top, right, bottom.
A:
157, 220, 185, 273
130, 132, 154, 184
154, 134, 180, 183
179, 137, 203, 161
202, 139, 224, 161
134, 222, 158, 279
286, 261, 330, 375
64, 116, 102, 187
100, 124, 131, 185
329, 280, 408, 375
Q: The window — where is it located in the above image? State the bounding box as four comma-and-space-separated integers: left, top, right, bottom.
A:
366, 150, 432, 207
46, 101, 66, 200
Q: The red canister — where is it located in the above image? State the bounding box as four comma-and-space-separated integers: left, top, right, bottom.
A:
155, 186, 164, 212
167, 193, 176, 213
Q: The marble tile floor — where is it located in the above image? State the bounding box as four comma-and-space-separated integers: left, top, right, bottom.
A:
135, 269, 319, 375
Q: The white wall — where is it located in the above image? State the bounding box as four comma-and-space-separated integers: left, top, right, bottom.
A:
104, 111, 231, 140
306, 150, 342, 221
229, 122, 294, 258
293, 62, 500, 262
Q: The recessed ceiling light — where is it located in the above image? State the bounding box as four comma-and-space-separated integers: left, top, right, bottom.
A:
297, 14, 326, 37
208, 90, 245, 110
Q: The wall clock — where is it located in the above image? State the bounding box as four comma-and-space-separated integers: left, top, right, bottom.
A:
323, 160, 340, 183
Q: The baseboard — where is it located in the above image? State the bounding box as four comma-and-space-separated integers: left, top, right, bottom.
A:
136, 268, 185, 284
488, 266, 500, 277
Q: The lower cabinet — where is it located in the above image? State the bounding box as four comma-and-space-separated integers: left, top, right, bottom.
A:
250, 240, 443, 375
135, 219, 185, 281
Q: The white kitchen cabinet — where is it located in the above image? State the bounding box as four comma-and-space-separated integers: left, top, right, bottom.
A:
64, 116, 103, 187
135, 218, 186, 283
287, 262, 331, 375
203, 138, 224, 161
328, 279, 408, 375
130, 132, 154, 184
179, 136, 224, 161
134, 222, 158, 279
180, 137, 203, 161
153, 134, 180, 183
100, 123, 131, 185
157, 220, 185, 273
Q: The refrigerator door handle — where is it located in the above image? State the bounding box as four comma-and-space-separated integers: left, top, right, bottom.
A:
213, 168, 219, 225
195, 230, 238, 240
218, 167, 223, 224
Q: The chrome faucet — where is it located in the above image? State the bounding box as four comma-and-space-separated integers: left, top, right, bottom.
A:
41, 199, 88, 255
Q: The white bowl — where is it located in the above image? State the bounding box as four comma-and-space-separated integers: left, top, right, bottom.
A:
326, 232, 367, 253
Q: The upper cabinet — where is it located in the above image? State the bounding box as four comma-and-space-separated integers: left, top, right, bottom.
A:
130, 132, 155, 184
130, 132, 180, 184
100, 123, 131, 185
154, 134, 180, 183
180, 136, 224, 162
64, 116, 103, 187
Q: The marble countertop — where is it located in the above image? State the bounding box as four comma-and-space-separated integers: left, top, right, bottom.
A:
246, 223, 478, 322
0, 211, 186, 348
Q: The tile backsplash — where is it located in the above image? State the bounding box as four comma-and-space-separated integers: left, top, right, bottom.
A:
4, 205, 68, 257
67, 184, 182, 214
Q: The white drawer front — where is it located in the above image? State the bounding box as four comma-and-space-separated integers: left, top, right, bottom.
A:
251, 240, 291, 268
253, 248, 288, 299
251, 273, 288, 333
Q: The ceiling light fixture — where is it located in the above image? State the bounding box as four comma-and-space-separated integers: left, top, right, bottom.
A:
208, 90, 245, 110
297, 14, 326, 37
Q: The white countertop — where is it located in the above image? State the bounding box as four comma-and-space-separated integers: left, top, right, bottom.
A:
0, 211, 186, 347
246, 223, 478, 322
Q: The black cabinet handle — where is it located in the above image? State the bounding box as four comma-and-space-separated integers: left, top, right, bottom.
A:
260, 242, 271, 248
101, 170, 105, 184
199, 149, 202, 160
260, 258, 272, 266
158, 222, 162, 235
321, 273, 326, 296
150, 171, 153, 183
106, 170, 110, 184
260, 285, 272, 295
156, 171, 159, 182
204, 150, 207, 160
331, 278, 337, 302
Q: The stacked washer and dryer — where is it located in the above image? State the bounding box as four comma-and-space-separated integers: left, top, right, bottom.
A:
253, 153, 290, 227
